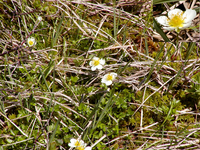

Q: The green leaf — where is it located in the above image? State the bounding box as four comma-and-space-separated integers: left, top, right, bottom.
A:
153, 0, 185, 5
49, 118, 61, 145
71, 76, 79, 83
51, 14, 65, 47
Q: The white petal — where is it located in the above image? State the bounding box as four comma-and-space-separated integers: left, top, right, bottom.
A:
183, 9, 196, 23
105, 80, 112, 86
101, 77, 107, 83
100, 59, 105, 65
38, 16, 42, 21
89, 61, 93, 66
101, 76, 111, 85
70, 138, 76, 142
168, 9, 183, 19
110, 73, 117, 78
68, 139, 76, 147
85, 146, 92, 150
96, 65, 103, 70
155, 16, 169, 26
93, 57, 99, 60
77, 139, 85, 146
82, 143, 87, 147
163, 26, 176, 31
91, 66, 97, 71
180, 22, 192, 29
68, 143, 74, 147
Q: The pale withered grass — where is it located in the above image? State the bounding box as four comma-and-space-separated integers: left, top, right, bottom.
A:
0, 0, 200, 149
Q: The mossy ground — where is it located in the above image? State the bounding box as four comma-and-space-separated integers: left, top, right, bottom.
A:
0, 0, 200, 149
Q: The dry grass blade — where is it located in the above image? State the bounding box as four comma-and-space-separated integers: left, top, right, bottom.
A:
0, 0, 200, 149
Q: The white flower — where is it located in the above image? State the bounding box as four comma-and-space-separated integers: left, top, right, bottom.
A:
101, 72, 117, 86
84, 147, 92, 150
68, 138, 92, 150
37, 16, 42, 21
68, 138, 85, 148
27, 37, 36, 47
156, 8, 196, 33
89, 57, 105, 71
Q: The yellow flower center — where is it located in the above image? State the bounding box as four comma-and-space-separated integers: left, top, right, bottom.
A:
29, 40, 34, 46
168, 12, 184, 28
76, 146, 84, 150
106, 74, 113, 81
93, 59, 100, 66
75, 141, 81, 147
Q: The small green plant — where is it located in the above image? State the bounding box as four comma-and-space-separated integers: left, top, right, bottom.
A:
0, 0, 200, 149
